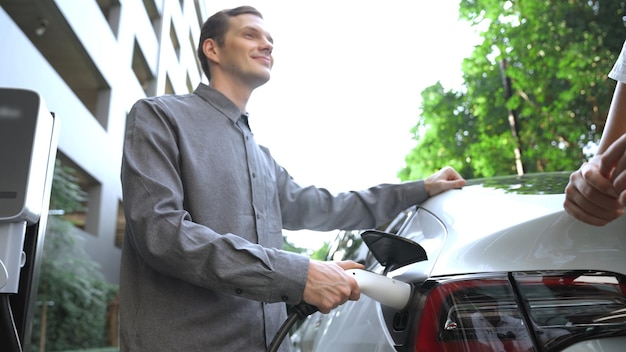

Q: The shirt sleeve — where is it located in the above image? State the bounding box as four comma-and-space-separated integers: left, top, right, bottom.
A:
609, 40, 626, 83
273, 161, 428, 231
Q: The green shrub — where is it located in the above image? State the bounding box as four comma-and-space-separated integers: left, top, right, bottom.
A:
30, 217, 118, 352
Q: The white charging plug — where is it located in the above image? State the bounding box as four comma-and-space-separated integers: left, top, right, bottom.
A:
346, 269, 412, 310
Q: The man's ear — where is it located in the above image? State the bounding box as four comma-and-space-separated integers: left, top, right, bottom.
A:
202, 38, 219, 63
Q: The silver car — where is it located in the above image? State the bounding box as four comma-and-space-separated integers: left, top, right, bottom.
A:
291, 172, 626, 352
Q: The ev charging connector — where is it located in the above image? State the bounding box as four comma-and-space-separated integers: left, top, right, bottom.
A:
0, 88, 59, 352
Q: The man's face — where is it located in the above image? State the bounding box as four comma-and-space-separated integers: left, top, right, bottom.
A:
217, 13, 274, 89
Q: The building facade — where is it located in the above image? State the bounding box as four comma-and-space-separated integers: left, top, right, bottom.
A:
0, 0, 210, 283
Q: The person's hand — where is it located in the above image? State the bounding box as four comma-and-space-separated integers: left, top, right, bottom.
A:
302, 260, 364, 314
563, 158, 623, 226
602, 133, 626, 207
424, 166, 466, 196
563, 133, 626, 226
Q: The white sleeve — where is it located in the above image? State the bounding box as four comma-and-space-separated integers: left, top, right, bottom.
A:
609, 40, 626, 83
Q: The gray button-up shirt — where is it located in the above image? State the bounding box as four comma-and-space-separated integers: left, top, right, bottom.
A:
119, 83, 428, 351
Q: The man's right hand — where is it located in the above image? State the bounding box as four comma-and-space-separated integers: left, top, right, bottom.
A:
302, 260, 364, 314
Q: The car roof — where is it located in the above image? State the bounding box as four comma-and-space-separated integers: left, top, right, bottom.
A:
463, 171, 571, 195
394, 172, 626, 281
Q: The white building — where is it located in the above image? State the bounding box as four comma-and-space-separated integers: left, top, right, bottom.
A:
0, 0, 211, 283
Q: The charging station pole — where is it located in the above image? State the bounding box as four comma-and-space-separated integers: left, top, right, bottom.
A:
0, 88, 59, 352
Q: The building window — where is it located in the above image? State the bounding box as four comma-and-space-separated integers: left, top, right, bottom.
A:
189, 30, 202, 77
164, 74, 174, 95
193, 0, 203, 25
170, 20, 181, 61
132, 40, 156, 96
115, 200, 125, 248
186, 73, 193, 93
51, 154, 96, 234
95, 88, 112, 130
143, 0, 161, 38
96, 0, 121, 37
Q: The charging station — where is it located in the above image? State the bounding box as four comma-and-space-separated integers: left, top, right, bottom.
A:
0, 88, 59, 352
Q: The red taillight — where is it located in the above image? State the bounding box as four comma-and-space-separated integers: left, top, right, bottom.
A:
414, 275, 534, 351
411, 271, 626, 352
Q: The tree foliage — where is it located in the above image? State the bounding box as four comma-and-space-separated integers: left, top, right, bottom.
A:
282, 235, 311, 255
49, 159, 87, 214
31, 162, 116, 351
310, 241, 331, 261
31, 217, 117, 352
400, 0, 626, 180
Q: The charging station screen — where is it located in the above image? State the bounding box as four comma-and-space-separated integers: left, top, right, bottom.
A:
0, 89, 39, 219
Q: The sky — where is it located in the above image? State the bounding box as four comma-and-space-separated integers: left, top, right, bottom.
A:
203, 1, 482, 251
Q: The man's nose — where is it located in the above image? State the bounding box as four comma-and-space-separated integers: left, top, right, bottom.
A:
261, 38, 273, 54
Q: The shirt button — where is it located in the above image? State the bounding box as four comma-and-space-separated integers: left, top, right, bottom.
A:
235, 288, 243, 295
252, 173, 256, 178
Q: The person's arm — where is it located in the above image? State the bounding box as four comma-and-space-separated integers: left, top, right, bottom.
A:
272, 161, 464, 312
597, 82, 626, 153
564, 82, 626, 225
276, 162, 465, 233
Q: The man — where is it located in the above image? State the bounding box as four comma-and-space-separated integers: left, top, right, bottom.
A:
119, 6, 466, 351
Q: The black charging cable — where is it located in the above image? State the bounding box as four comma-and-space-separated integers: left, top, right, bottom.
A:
267, 302, 318, 352
0, 294, 22, 352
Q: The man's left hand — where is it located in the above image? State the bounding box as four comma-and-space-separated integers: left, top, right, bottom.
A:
424, 166, 466, 196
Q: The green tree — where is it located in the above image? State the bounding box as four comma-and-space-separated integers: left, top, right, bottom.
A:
310, 241, 331, 261
282, 235, 310, 255
400, 0, 626, 180
49, 159, 87, 214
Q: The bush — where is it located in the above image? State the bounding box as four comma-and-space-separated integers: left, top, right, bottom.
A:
30, 217, 118, 352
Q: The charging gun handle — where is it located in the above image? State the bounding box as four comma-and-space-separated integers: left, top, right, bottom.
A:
291, 302, 319, 320
0, 294, 22, 352
267, 302, 318, 352
345, 269, 412, 310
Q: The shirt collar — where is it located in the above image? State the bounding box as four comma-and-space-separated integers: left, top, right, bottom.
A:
240, 112, 251, 131
193, 83, 243, 125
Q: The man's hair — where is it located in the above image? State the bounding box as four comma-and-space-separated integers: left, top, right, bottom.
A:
197, 6, 264, 81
